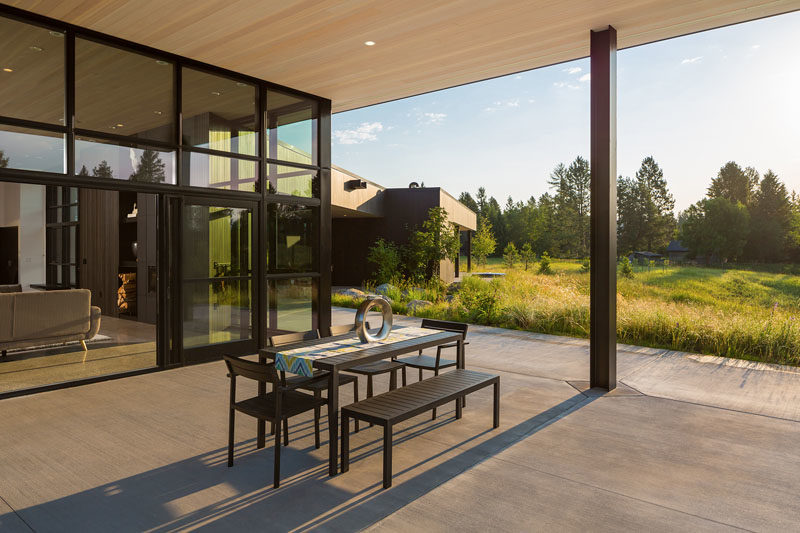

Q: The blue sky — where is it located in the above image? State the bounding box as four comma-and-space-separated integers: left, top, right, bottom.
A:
332, 11, 800, 212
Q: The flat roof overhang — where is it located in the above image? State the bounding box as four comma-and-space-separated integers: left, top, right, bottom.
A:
5, 0, 799, 112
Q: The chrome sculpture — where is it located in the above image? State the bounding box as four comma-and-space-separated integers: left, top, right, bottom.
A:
355, 297, 393, 342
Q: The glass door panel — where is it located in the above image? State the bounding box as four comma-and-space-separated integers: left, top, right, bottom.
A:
178, 200, 256, 362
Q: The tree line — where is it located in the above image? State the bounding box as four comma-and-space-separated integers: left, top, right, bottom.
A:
459, 156, 800, 264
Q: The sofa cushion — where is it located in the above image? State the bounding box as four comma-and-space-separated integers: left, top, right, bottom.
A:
12, 289, 91, 341
0, 294, 13, 342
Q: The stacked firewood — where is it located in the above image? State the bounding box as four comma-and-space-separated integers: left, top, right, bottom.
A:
118, 273, 137, 315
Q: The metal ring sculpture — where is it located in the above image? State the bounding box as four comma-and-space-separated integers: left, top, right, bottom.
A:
355, 297, 393, 342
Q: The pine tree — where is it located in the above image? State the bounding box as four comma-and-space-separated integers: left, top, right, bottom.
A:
502, 242, 519, 269
520, 243, 535, 270
538, 251, 553, 275
708, 161, 758, 207
617, 156, 675, 253
748, 170, 791, 262
472, 215, 496, 266
0, 149, 8, 168
78, 164, 90, 176
130, 149, 166, 183
92, 160, 114, 179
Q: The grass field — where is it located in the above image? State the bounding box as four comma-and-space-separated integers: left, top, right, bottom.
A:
333, 257, 800, 367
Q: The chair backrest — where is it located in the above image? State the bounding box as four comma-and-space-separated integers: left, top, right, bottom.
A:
269, 329, 320, 347
223, 355, 280, 384
420, 318, 468, 338
327, 322, 371, 337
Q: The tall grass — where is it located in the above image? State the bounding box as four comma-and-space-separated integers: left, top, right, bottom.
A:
335, 261, 800, 367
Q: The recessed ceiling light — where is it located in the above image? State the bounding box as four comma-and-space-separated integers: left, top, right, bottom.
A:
48, 31, 64, 38
29, 45, 43, 52
236, 82, 247, 87
364, 41, 376, 46
153, 110, 163, 115
2, 67, 12, 73
211, 91, 221, 96
155, 60, 169, 66
116, 123, 124, 127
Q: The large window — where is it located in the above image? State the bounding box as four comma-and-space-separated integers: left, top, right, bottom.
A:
269, 203, 318, 273
0, 125, 65, 173
75, 39, 174, 143
75, 137, 176, 184
267, 89, 318, 167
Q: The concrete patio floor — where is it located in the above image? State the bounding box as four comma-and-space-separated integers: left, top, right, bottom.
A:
1, 307, 799, 532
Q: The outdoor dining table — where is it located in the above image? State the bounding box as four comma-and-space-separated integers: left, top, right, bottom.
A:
259, 325, 465, 476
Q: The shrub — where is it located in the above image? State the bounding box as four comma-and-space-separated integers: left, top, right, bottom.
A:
503, 243, 519, 269
580, 259, 590, 273
521, 243, 536, 270
619, 257, 634, 279
366, 238, 401, 283
538, 251, 553, 275
455, 276, 499, 324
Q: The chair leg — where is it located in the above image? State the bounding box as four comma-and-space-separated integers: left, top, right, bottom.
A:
353, 380, 360, 433
418, 368, 423, 382
227, 408, 235, 467
274, 419, 282, 489
401, 366, 407, 387
367, 375, 374, 428
383, 423, 393, 489
314, 391, 321, 449
1, 349, 6, 359
341, 412, 350, 473
389, 369, 397, 391
455, 396, 462, 419
493, 381, 500, 428
283, 418, 289, 447
432, 368, 439, 420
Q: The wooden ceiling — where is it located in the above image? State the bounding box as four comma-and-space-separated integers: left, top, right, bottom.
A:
4, 0, 800, 113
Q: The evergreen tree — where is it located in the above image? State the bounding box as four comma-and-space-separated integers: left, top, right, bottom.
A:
502, 242, 519, 269
538, 251, 553, 274
708, 161, 758, 207
548, 157, 590, 257
78, 164, 90, 176
679, 198, 750, 263
617, 156, 675, 253
472, 215, 496, 266
458, 192, 479, 214
0, 149, 8, 168
520, 243, 535, 270
130, 149, 166, 183
748, 170, 791, 262
92, 160, 114, 179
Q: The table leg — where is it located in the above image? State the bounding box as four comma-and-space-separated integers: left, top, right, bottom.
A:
257, 354, 266, 449
459, 339, 466, 408
328, 369, 340, 476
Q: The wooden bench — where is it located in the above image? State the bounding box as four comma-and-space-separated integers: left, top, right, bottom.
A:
341, 369, 500, 488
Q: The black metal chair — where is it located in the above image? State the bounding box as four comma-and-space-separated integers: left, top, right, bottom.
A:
393, 319, 469, 418
224, 355, 327, 489
330, 323, 406, 400
269, 330, 360, 446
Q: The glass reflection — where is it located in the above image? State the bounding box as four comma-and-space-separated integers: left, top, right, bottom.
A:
0, 125, 64, 173
0, 16, 64, 124
75, 137, 176, 184
267, 164, 318, 197
270, 278, 314, 333
270, 204, 317, 272
266, 90, 318, 166
185, 151, 257, 192
181, 205, 253, 348
182, 68, 257, 155
75, 39, 173, 142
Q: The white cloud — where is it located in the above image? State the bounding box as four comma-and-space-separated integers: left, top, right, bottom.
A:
419, 112, 446, 125
553, 81, 580, 90
333, 122, 383, 144
579, 73, 591, 82
681, 56, 703, 64
484, 99, 521, 112
563, 67, 582, 74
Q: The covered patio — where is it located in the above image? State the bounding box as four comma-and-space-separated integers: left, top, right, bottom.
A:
1, 308, 799, 532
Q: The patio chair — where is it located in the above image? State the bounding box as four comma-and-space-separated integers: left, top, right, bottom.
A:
392, 319, 469, 419
223, 355, 327, 489
330, 323, 405, 403
269, 330, 360, 447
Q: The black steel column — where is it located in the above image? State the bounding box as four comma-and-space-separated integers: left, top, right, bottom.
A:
590, 26, 617, 390
318, 99, 332, 335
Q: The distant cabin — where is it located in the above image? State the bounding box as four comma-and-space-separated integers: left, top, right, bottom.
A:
628, 251, 664, 265
666, 240, 689, 263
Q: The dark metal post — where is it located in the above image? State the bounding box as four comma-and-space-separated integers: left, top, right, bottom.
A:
318, 99, 333, 335
467, 230, 472, 272
590, 26, 617, 390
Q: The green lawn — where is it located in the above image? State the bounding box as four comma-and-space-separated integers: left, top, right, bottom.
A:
334, 258, 800, 367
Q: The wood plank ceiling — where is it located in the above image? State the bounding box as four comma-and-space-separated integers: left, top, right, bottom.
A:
5, 0, 800, 112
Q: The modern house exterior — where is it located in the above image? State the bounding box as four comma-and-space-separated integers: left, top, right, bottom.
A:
331, 166, 477, 286
1, 0, 797, 399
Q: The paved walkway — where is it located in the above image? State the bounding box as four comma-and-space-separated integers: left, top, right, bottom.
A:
0, 308, 798, 532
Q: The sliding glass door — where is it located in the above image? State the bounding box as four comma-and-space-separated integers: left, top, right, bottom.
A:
172, 197, 257, 363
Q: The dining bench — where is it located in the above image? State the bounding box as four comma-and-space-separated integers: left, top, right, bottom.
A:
341, 369, 500, 488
